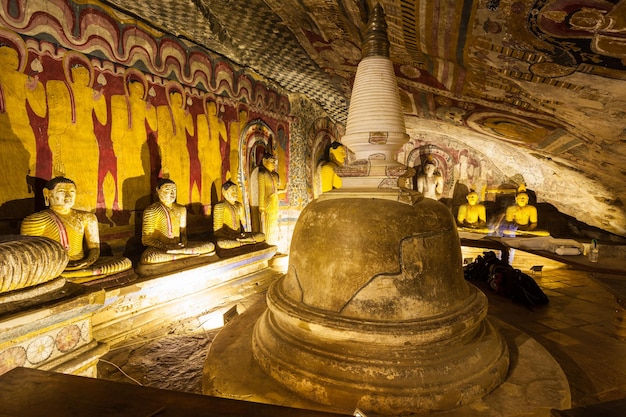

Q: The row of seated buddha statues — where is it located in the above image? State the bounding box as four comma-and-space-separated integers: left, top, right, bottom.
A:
454, 185, 549, 237
17, 174, 270, 284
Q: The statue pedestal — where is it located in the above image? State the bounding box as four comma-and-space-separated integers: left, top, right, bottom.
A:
93, 245, 279, 347
1, 244, 281, 380
0, 284, 108, 377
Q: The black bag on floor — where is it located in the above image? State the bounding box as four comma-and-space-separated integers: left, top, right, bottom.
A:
506, 268, 549, 307
488, 265, 549, 308
464, 251, 507, 282
464, 252, 549, 308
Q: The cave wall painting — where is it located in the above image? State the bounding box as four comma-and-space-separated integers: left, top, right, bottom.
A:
428, 93, 583, 154
0, 0, 292, 247
399, 133, 519, 210
530, 0, 626, 77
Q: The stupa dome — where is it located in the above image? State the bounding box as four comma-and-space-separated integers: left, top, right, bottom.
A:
283, 196, 470, 319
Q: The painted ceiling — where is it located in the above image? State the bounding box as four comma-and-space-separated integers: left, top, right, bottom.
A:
101, 0, 626, 236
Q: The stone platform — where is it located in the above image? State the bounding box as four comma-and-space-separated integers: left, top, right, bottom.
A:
204, 297, 571, 417
0, 283, 108, 378
93, 244, 279, 347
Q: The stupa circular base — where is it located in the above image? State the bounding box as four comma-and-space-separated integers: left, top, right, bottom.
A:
203, 296, 571, 416
251, 276, 509, 415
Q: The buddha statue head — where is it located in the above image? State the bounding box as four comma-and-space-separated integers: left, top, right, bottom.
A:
327, 142, 346, 166
43, 177, 77, 212
515, 192, 530, 207
261, 153, 277, 172
466, 190, 480, 206
424, 161, 436, 176
156, 178, 177, 206
221, 180, 238, 204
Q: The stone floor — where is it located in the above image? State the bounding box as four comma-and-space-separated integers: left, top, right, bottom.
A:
97, 248, 626, 411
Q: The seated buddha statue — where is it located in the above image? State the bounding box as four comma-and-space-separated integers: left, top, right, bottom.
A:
456, 190, 492, 234
140, 178, 215, 265
320, 142, 346, 193
504, 187, 549, 237
213, 180, 265, 250
20, 176, 132, 282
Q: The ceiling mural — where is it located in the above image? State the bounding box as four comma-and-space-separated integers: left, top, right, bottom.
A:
35, 0, 626, 235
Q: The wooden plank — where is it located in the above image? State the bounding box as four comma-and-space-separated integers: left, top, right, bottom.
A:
0, 367, 350, 417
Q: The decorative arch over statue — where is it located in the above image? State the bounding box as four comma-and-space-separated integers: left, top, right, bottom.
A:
407, 145, 455, 199
305, 118, 341, 200
238, 119, 275, 233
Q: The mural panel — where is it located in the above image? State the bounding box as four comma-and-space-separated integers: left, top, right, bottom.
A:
0, 0, 291, 245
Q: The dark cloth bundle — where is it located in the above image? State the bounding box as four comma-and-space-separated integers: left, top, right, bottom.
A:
464, 251, 549, 308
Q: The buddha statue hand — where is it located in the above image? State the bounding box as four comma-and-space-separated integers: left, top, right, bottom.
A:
163, 241, 185, 251
65, 248, 100, 270
165, 241, 215, 255
238, 234, 256, 244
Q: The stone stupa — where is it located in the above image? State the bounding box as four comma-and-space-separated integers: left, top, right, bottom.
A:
249, 4, 509, 415
204, 4, 569, 416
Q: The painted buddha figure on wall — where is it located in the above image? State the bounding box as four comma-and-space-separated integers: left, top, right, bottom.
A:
213, 180, 265, 250
140, 178, 215, 265
20, 177, 132, 282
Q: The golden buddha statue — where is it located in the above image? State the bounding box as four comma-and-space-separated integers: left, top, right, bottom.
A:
457, 190, 492, 233
213, 180, 265, 250
20, 177, 132, 282
320, 142, 346, 193
257, 153, 280, 245
140, 178, 215, 264
504, 186, 549, 237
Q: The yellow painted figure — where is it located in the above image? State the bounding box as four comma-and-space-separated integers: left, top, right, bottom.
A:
320, 142, 346, 193
257, 154, 280, 245
213, 180, 265, 249
505, 192, 537, 230
20, 177, 131, 281
141, 179, 215, 264
47, 55, 107, 210
110, 72, 157, 211
156, 84, 194, 206
197, 98, 225, 214
0, 43, 46, 202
